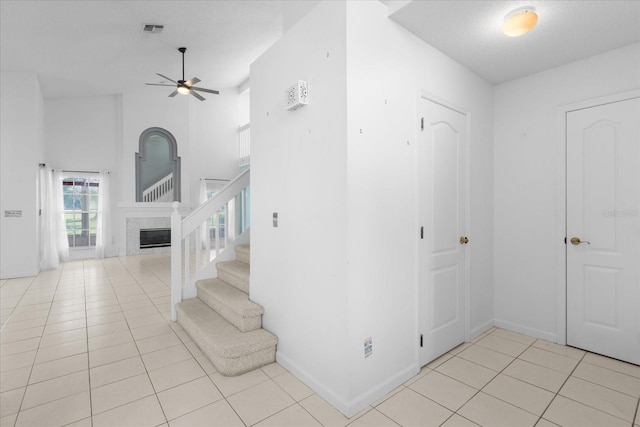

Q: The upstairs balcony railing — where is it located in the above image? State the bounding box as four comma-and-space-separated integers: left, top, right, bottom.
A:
142, 172, 174, 202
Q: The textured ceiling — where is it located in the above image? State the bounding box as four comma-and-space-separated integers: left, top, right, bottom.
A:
0, 0, 284, 98
1, 1, 639, 99
388, 0, 640, 84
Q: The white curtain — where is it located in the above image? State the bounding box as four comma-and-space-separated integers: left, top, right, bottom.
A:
40, 167, 69, 270
39, 167, 59, 269
95, 171, 110, 258
54, 170, 69, 263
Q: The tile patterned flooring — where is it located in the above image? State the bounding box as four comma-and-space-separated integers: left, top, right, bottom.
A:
1, 254, 639, 427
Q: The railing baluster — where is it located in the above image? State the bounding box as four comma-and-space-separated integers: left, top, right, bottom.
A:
170, 202, 182, 321
184, 234, 191, 295
224, 202, 230, 248
195, 223, 202, 275
205, 216, 211, 261
215, 211, 220, 256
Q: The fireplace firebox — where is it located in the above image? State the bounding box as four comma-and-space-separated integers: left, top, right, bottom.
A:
140, 228, 171, 248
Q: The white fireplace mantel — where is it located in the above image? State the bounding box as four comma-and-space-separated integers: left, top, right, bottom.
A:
118, 202, 195, 256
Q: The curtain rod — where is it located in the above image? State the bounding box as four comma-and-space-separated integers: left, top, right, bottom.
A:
58, 170, 109, 175
39, 163, 109, 175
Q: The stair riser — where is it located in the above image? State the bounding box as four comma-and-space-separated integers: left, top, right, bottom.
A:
218, 268, 250, 293
235, 250, 250, 264
177, 303, 276, 376
198, 290, 262, 332
210, 347, 276, 377
235, 245, 250, 264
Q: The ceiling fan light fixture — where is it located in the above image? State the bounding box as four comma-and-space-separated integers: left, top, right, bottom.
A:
177, 85, 190, 95
503, 6, 538, 37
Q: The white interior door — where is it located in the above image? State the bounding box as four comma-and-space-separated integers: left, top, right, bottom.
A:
567, 97, 640, 365
418, 97, 467, 366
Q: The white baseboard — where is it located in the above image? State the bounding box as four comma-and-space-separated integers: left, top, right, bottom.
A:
276, 351, 418, 418
345, 363, 418, 416
469, 319, 494, 341
494, 318, 559, 343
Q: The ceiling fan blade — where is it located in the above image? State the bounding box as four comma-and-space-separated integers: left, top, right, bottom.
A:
156, 73, 178, 84
168, 90, 179, 97
191, 86, 220, 95
145, 83, 176, 87
185, 77, 201, 87
190, 90, 206, 101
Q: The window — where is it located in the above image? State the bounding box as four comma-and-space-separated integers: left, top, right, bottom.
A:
62, 177, 99, 248
207, 189, 226, 240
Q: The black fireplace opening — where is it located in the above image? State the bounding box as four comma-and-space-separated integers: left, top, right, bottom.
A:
140, 228, 171, 249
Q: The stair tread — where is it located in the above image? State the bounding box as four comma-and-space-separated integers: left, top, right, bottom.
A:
176, 298, 277, 359
197, 278, 263, 318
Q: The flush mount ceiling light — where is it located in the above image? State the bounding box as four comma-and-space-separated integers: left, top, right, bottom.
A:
503, 6, 538, 37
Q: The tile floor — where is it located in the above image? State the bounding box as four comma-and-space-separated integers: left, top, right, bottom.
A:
1, 254, 639, 427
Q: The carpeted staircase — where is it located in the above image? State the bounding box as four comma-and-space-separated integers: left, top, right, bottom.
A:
175, 244, 277, 376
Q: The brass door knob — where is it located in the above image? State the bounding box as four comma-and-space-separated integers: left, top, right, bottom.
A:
459, 236, 469, 244
570, 237, 591, 245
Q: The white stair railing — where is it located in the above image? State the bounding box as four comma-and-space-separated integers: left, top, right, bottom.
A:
142, 172, 174, 202
171, 168, 250, 320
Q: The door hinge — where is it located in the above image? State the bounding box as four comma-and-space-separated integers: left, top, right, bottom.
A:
564, 237, 567, 244
420, 226, 424, 239
420, 117, 424, 131
420, 334, 423, 347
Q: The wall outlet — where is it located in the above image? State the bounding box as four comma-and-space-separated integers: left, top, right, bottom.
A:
273, 212, 278, 227
364, 337, 372, 358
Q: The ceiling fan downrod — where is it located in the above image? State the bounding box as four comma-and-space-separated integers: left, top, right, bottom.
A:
178, 47, 186, 83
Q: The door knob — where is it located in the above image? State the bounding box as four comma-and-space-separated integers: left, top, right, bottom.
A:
459, 236, 469, 244
570, 237, 590, 245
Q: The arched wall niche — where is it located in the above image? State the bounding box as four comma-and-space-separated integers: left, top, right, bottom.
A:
135, 127, 181, 202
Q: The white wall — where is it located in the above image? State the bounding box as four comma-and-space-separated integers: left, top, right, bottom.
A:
251, 0, 351, 411
493, 43, 640, 342
251, 0, 494, 416
0, 72, 44, 278
344, 0, 494, 411
45, 95, 121, 258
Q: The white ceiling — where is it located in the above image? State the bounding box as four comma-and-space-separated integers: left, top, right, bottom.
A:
1, 1, 639, 99
388, 0, 640, 84
0, 0, 284, 99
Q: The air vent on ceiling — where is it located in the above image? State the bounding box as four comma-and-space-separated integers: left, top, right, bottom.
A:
142, 24, 164, 34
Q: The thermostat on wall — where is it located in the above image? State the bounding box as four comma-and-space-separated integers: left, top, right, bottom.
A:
285, 80, 308, 111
